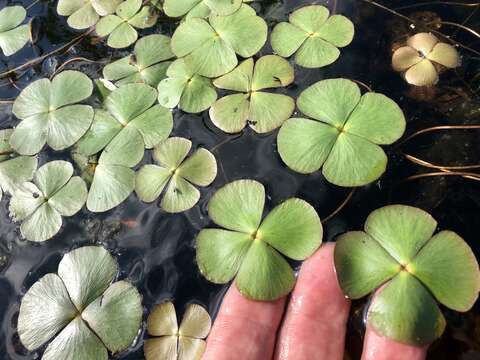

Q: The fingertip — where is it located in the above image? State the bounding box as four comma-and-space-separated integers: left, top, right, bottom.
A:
203, 283, 286, 360
361, 326, 428, 360
275, 242, 351, 360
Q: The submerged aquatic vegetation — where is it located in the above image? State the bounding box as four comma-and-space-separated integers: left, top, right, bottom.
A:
135, 137, 217, 213
10, 70, 94, 156
157, 59, 217, 114
0, 129, 37, 200
210, 55, 295, 133
278, 78, 406, 187
9, 160, 87, 242
0, 6, 30, 56
77, 83, 173, 212
196, 179, 322, 301
334, 205, 480, 345
102, 34, 174, 87
392, 32, 460, 86
144, 301, 211, 360
271, 5, 354, 68
171, 4, 267, 78
163, 0, 252, 18
95, 0, 158, 49
57, 0, 123, 29
18, 246, 143, 358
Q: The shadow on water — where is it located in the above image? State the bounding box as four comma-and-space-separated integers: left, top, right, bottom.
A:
0, 0, 479, 358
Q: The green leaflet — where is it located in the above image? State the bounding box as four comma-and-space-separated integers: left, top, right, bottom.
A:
18, 246, 143, 356
135, 137, 217, 213
196, 179, 322, 301
334, 205, 480, 345
278, 78, 406, 186
271, 5, 354, 68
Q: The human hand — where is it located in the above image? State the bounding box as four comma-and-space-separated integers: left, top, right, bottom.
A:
202, 243, 429, 360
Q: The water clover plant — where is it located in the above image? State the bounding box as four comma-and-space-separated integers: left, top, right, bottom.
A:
334, 205, 480, 345
18, 246, 143, 358
144, 301, 211, 360
157, 59, 217, 113
10, 70, 94, 156
9, 160, 87, 242
77, 83, 173, 212
163, 0, 252, 18
95, 0, 158, 49
196, 179, 322, 301
392, 32, 460, 86
277, 78, 406, 187
57, 0, 122, 29
210, 55, 294, 133
0, 129, 37, 200
171, 5, 267, 78
0, 6, 30, 56
135, 137, 217, 213
103, 34, 174, 87
270, 5, 354, 68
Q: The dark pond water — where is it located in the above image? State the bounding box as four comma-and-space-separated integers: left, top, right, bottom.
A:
0, 0, 479, 359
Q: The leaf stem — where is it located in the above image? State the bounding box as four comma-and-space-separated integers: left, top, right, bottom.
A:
322, 187, 356, 224
0, 29, 93, 79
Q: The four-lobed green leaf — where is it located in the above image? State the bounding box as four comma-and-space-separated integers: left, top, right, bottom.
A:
95, 0, 158, 48
135, 137, 217, 213
210, 55, 295, 133
103, 34, 175, 87
278, 78, 406, 186
18, 246, 143, 358
171, 4, 267, 78
271, 5, 354, 68
196, 179, 323, 301
0, 6, 30, 56
157, 59, 217, 113
9, 160, 87, 242
10, 70, 94, 156
77, 83, 173, 212
334, 205, 480, 345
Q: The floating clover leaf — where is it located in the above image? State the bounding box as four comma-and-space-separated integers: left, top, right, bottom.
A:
103, 34, 174, 87
196, 179, 322, 301
0, 6, 30, 56
157, 59, 217, 113
10, 70, 94, 155
144, 301, 211, 360
9, 160, 87, 242
0, 129, 37, 200
135, 137, 217, 213
171, 4, 267, 78
210, 55, 294, 133
164, 0, 252, 18
277, 79, 406, 187
334, 205, 480, 345
270, 5, 354, 68
96, 0, 158, 49
392, 32, 460, 86
57, 0, 123, 29
18, 246, 143, 357
77, 83, 173, 212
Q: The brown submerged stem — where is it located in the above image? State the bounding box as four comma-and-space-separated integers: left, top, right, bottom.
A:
322, 187, 356, 224
0, 29, 93, 79
395, 2, 480, 10
397, 124, 480, 147
360, 0, 480, 56
401, 171, 480, 182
